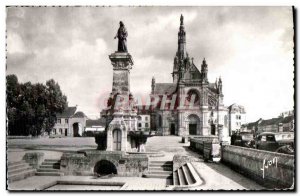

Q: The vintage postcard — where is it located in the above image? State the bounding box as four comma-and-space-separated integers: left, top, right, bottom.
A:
6, 6, 295, 191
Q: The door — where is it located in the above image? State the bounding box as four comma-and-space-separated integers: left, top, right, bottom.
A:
65, 129, 68, 136
189, 124, 197, 135
170, 123, 175, 135
211, 124, 216, 135
113, 129, 122, 151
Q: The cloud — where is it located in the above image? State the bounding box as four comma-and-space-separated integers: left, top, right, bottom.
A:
6, 6, 294, 120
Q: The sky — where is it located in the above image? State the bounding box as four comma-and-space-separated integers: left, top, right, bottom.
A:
6, 6, 294, 121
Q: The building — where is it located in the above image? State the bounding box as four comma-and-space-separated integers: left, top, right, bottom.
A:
137, 105, 151, 132
227, 104, 246, 135
240, 119, 261, 134
84, 118, 106, 136
51, 106, 87, 137
241, 112, 294, 136
150, 15, 229, 141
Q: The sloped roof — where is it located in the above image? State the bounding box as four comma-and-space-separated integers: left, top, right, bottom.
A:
72, 111, 87, 118
228, 103, 246, 113
259, 117, 283, 126
153, 83, 177, 95
207, 83, 218, 94
281, 115, 294, 123
86, 119, 106, 127
56, 106, 76, 118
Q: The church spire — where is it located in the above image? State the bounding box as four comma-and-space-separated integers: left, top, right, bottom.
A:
177, 14, 187, 60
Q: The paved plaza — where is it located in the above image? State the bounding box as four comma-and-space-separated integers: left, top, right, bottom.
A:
7, 136, 264, 190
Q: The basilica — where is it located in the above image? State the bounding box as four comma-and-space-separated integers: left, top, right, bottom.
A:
150, 15, 229, 139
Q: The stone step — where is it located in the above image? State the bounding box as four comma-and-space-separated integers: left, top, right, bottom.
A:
35, 172, 63, 176
182, 164, 194, 185
150, 161, 172, 165
37, 168, 61, 173
7, 160, 26, 167
7, 165, 31, 175
44, 159, 61, 162
143, 173, 172, 179
173, 171, 179, 186
149, 162, 173, 167
39, 164, 60, 169
177, 167, 187, 186
149, 166, 172, 171
8, 163, 28, 170
42, 162, 60, 166
7, 169, 36, 183
43, 161, 60, 165
149, 170, 173, 175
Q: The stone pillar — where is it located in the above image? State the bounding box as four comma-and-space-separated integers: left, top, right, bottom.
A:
105, 52, 136, 152
109, 52, 133, 95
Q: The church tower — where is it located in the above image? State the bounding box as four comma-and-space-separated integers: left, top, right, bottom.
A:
172, 14, 188, 83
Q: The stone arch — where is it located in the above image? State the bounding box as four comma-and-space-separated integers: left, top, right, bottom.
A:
112, 129, 122, 151
72, 122, 83, 137
186, 114, 200, 135
94, 160, 117, 176
186, 89, 201, 107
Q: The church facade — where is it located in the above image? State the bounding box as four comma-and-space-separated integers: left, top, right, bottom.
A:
150, 15, 229, 140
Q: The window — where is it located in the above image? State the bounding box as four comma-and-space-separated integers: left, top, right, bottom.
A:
65, 119, 68, 124
145, 123, 149, 128
59, 128, 63, 134
145, 117, 148, 121
266, 135, 275, 142
57, 119, 61, 124
138, 123, 142, 128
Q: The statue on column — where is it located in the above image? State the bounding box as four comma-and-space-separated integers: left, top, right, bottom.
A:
114, 21, 128, 52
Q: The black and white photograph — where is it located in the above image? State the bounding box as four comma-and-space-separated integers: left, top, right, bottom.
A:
5, 5, 295, 191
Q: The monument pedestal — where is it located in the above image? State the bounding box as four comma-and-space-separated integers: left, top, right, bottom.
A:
105, 52, 138, 152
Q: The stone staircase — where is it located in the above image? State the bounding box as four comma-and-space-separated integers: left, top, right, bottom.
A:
172, 163, 202, 189
7, 160, 36, 183
143, 161, 173, 179
36, 159, 63, 176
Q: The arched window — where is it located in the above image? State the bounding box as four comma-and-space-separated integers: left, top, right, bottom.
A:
186, 89, 200, 107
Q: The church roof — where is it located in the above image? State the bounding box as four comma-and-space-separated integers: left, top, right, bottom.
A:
86, 119, 106, 127
153, 83, 177, 95
56, 106, 77, 118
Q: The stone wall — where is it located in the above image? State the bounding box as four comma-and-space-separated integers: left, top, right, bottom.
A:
60, 150, 148, 177
173, 154, 196, 171
222, 145, 294, 189
23, 152, 45, 169
189, 136, 219, 154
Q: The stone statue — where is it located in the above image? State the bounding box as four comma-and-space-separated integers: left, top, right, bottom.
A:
114, 21, 128, 52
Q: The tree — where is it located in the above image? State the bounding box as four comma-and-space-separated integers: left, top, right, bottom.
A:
6, 75, 68, 136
